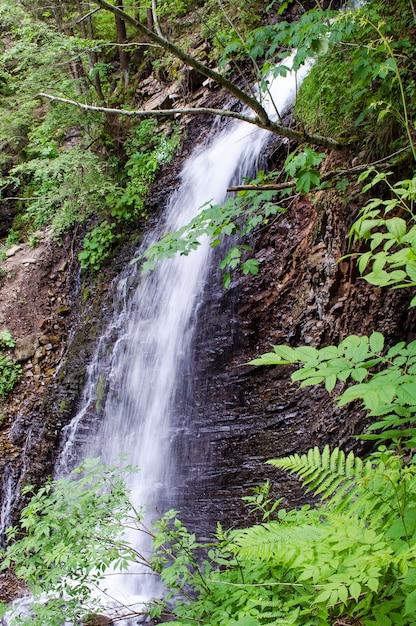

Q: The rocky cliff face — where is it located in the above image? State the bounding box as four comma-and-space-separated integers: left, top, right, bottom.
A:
170, 150, 416, 533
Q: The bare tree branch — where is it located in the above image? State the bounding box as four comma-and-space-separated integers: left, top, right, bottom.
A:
38, 92, 345, 150
93, 0, 270, 123
38, 93, 263, 124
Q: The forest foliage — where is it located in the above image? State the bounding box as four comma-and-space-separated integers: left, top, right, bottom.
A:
2, 0, 416, 624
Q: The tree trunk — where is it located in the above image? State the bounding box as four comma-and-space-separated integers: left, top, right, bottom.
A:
76, 0, 106, 102
115, 0, 129, 85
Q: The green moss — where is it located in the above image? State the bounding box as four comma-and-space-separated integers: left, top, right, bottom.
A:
81, 285, 90, 303
95, 373, 106, 412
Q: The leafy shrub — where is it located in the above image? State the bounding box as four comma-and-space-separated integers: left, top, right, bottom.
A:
1, 459, 142, 626
78, 221, 122, 271
0, 355, 21, 398
347, 170, 416, 305
112, 119, 180, 221
77, 120, 180, 271
11, 147, 120, 237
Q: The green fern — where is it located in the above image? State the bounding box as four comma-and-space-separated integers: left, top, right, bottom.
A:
268, 445, 416, 532
268, 445, 373, 507
231, 519, 325, 560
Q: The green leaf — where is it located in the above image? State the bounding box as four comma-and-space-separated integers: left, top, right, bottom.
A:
365, 269, 407, 287
248, 352, 286, 366
325, 374, 337, 393
350, 367, 368, 382
397, 381, 416, 405
404, 589, 416, 615
385, 217, 407, 240
349, 581, 361, 601
369, 331, 385, 353
296, 346, 320, 360
273, 345, 301, 362
229, 618, 260, 626
315, 588, 332, 604
300, 376, 325, 387
310, 36, 329, 55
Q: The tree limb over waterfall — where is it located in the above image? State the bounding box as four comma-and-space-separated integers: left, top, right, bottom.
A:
37, 93, 342, 150
39, 0, 346, 152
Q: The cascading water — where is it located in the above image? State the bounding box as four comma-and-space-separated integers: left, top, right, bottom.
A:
3, 56, 310, 624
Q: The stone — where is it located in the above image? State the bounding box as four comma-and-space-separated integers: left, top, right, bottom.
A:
14, 334, 39, 362
178, 67, 205, 94
57, 305, 71, 316
143, 92, 175, 111
5, 245, 22, 258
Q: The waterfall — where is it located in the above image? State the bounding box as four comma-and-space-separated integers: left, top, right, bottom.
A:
3, 56, 310, 624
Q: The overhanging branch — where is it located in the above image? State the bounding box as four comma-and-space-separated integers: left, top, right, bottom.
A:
93, 0, 270, 125
38, 93, 264, 125
38, 92, 347, 150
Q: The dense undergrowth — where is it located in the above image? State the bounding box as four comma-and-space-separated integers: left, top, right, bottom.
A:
0, 0, 266, 271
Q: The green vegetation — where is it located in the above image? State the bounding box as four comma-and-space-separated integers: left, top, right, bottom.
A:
3, 323, 416, 624
134, 0, 416, 283
1, 458, 140, 626
347, 170, 416, 303
0, 356, 21, 399
0, 330, 21, 399
0, 330, 15, 350
0, 0, 184, 271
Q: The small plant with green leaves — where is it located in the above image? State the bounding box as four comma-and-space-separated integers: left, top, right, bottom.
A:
0, 355, 21, 399
112, 119, 180, 222
241, 480, 282, 522
348, 170, 416, 305
0, 330, 20, 398
283, 148, 326, 194
0, 329, 15, 349
78, 221, 122, 271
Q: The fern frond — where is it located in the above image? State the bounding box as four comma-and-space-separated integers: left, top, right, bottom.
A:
232, 521, 325, 560
268, 445, 373, 511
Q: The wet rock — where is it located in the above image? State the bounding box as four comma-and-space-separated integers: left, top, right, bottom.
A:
143, 92, 176, 111
14, 334, 39, 362
0, 200, 18, 237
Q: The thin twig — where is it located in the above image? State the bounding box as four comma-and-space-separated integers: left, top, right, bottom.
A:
76, 7, 100, 23
409, 0, 416, 24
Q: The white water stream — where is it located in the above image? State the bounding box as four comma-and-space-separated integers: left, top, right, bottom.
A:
3, 57, 310, 625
